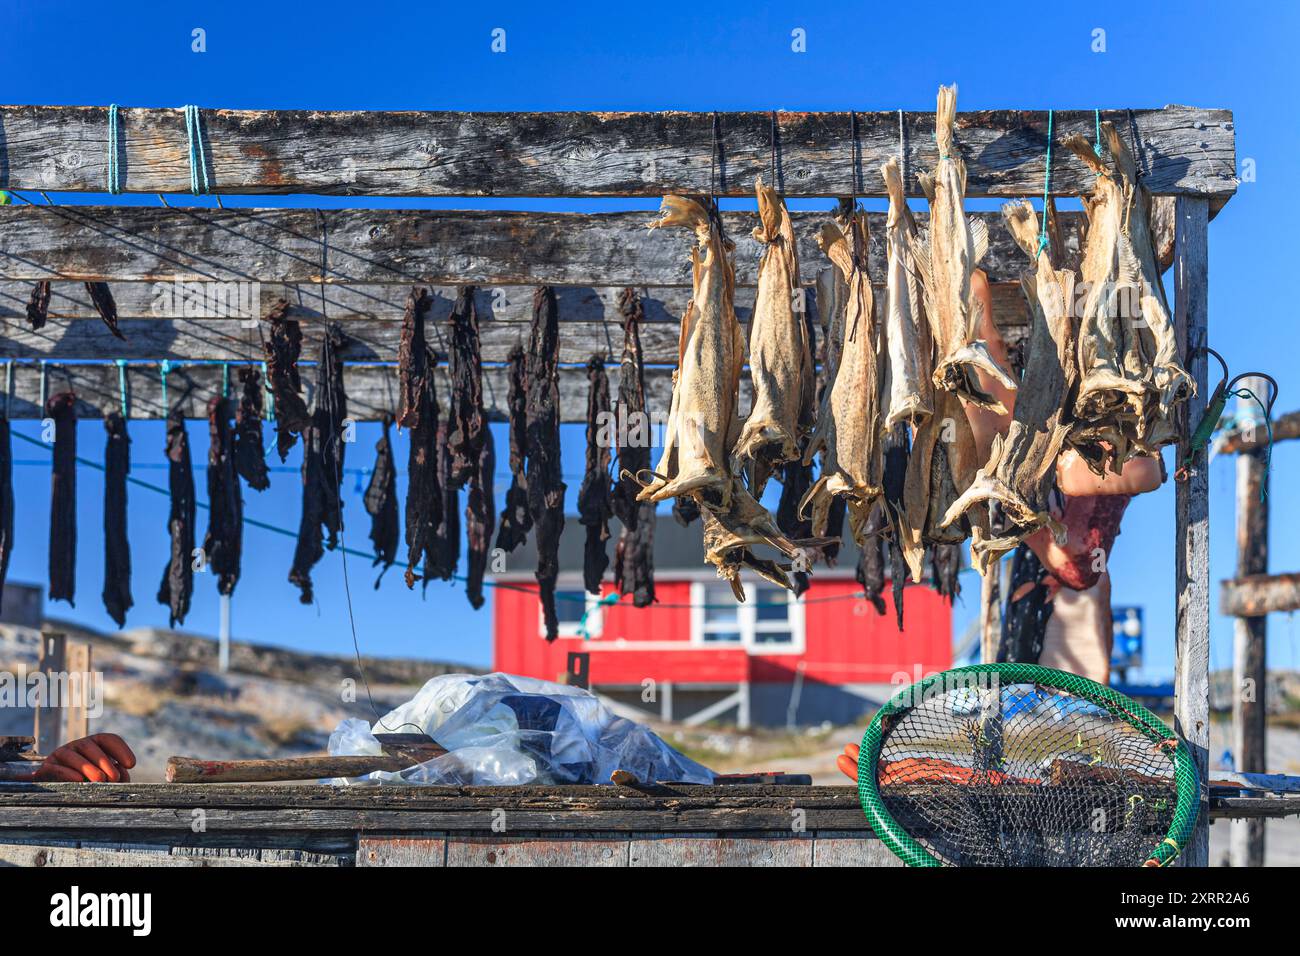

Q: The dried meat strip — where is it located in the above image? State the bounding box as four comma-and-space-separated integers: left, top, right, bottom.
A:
578, 356, 613, 595
156, 406, 195, 626
429, 420, 460, 584
494, 346, 532, 553
856, 504, 887, 616
446, 286, 486, 489
403, 346, 442, 589
233, 366, 270, 491
464, 429, 496, 609
47, 392, 78, 606
398, 288, 433, 430
610, 289, 656, 607
84, 282, 125, 340
264, 299, 311, 461
527, 286, 567, 639
101, 412, 132, 627
363, 415, 399, 586
203, 396, 243, 597
0, 415, 12, 613
26, 281, 51, 329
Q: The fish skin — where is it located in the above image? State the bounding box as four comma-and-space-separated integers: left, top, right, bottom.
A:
881, 156, 933, 433
940, 201, 1074, 575
731, 177, 815, 497
1063, 123, 1194, 471
919, 84, 1017, 412
800, 209, 883, 546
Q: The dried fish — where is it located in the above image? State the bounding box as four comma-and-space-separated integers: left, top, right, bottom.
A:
47, 392, 78, 606
856, 504, 888, 616
26, 281, 50, 329
0, 415, 11, 614
917, 85, 1016, 411
156, 406, 195, 626
233, 367, 270, 491
363, 415, 399, 586
527, 287, 567, 639
495, 346, 532, 553
263, 299, 311, 461
398, 288, 434, 430
84, 282, 125, 340
202, 396, 243, 596
403, 347, 443, 589
610, 289, 656, 607
1063, 123, 1193, 468
640, 197, 806, 599
578, 356, 613, 594
801, 208, 883, 546
446, 286, 486, 489
930, 542, 963, 604
881, 157, 933, 431
732, 177, 814, 496
464, 429, 496, 609
775, 458, 814, 595
1000, 543, 1054, 663
940, 201, 1074, 574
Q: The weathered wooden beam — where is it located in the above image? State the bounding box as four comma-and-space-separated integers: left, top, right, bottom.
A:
1220, 572, 1300, 617
1217, 409, 1300, 455
1231, 381, 1269, 867
1173, 195, 1211, 867
0, 106, 1237, 199
0, 360, 676, 423
0, 206, 1073, 287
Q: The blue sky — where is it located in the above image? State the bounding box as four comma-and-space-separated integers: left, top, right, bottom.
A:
1, 0, 1297, 680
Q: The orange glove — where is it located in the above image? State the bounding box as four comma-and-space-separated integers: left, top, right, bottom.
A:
836, 743, 861, 783
27, 733, 136, 783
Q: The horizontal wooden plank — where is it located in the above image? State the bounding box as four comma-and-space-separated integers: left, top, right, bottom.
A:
0, 106, 1237, 199
0, 360, 676, 422
1217, 409, 1300, 455
0, 842, 341, 866
1219, 571, 1300, 617
0, 206, 1077, 287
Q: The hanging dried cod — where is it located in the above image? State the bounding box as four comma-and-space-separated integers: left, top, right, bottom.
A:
578, 356, 613, 595
494, 346, 532, 553
1062, 123, 1193, 469
610, 288, 656, 608
233, 367, 270, 491
940, 201, 1075, 574
157, 406, 195, 627
47, 392, 78, 607
364, 415, 399, 586
800, 207, 882, 547
203, 396, 243, 596
918, 85, 1016, 412
527, 287, 567, 639
637, 197, 806, 599
731, 176, 814, 497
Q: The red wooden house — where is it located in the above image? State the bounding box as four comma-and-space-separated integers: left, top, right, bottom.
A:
492, 517, 953, 727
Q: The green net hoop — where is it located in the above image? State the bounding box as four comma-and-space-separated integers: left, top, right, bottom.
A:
857, 663, 1200, 867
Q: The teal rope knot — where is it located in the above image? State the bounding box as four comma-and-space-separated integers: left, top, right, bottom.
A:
577, 591, 621, 639
115, 359, 128, 419
159, 359, 172, 412
107, 104, 123, 194
183, 104, 221, 206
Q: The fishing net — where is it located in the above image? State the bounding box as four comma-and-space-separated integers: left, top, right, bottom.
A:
858, 664, 1199, 867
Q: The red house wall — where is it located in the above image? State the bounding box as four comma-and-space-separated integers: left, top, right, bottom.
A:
493, 578, 951, 686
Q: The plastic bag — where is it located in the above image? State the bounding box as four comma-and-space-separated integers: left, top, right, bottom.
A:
327, 672, 714, 786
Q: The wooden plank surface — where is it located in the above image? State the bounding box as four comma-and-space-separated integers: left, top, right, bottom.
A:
355, 835, 446, 867
0, 106, 1237, 199
1218, 409, 1300, 455
0, 842, 341, 867
0, 206, 1078, 287
1173, 195, 1211, 867
1220, 572, 1300, 617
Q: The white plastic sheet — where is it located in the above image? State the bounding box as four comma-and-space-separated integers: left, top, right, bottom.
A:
328, 672, 714, 786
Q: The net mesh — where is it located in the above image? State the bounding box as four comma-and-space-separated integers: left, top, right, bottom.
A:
864, 672, 1185, 867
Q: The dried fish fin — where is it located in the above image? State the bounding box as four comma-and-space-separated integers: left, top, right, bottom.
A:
701, 481, 808, 596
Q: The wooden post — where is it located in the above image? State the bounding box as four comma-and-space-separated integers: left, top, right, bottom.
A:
1174, 196, 1211, 867
1231, 378, 1269, 867
33, 630, 66, 755
980, 558, 1003, 664
63, 641, 92, 743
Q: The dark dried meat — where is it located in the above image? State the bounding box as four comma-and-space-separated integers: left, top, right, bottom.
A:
26, 281, 51, 330
156, 406, 195, 626
446, 286, 486, 489
464, 429, 496, 609
494, 346, 532, 553
84, 282, 124, 340
403, 346, 442, 589
233, 366, 270, 491
397, 288, 433, 430
526, 287, 567, 640
263, 299, 311, 461
364, 416, 399, 586
0, 415, 13, 614
47, 392, 78, 606
578, 356, 613, 595
101, 412, 132, 627
610, 288, 656, 607
202, 397, 243, 596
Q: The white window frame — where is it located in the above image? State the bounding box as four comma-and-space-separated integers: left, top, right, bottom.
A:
689, 581, 805, 655
539, 587, 606, 639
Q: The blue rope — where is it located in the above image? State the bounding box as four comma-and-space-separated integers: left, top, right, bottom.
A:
159, 359, 172, 412
1231, 386, 1274, 501
1094, 108, 1103, 157
115, 359, 128, 419
107, 104, 123, 194
221, 361, 230, 398
261, 360, 274, 422
183, 104, 221, 206
1037, 109, 1054, 256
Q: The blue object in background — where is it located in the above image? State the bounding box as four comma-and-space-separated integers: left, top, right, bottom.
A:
1112, 606, 1144, 672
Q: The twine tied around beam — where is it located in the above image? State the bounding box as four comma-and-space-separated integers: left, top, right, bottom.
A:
1037, 109, 1054, 257
115, 359, 128, 419
107, 104, 123, 195
183, 104, 222, 207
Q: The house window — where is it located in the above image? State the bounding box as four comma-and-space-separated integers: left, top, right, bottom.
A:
693, 582, 804, 653
542, 589, 605, 638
